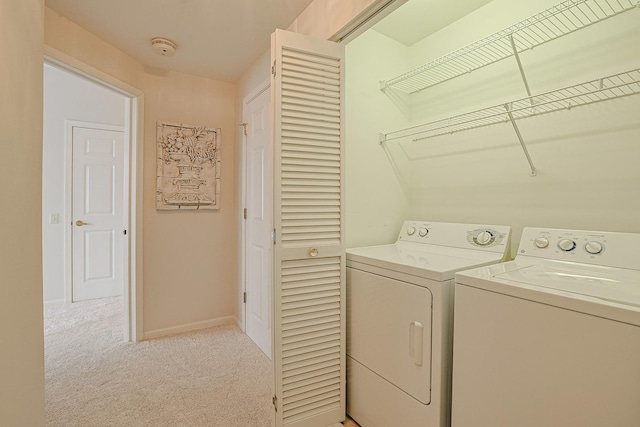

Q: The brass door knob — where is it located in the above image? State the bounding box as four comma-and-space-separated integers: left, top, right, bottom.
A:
75, 220, 90, 226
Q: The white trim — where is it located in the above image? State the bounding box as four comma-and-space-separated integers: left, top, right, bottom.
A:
240, 77, 271, 334
45, 45, 144, 342
143, 316, 237, 340
44, 46, 142, 97
43, 299, 66, 309
64, 120, 125, 309
245, 81, 270, 104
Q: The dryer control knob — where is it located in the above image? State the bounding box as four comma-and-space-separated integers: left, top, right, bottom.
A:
407, 226, 416, 236
476, 230, 494, 246
585, 241, 603, 255
534, 237, 549, 248
558, 238, 576, 252
418, 227, 429, 237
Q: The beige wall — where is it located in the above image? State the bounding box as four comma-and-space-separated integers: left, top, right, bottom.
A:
45, 8, 239, 335
0, 0, 45, 425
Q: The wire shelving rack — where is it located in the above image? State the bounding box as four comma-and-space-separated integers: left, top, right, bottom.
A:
379, 0, 638, 95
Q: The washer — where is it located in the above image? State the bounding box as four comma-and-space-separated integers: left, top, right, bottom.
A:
452, 227, 640, 427
346, 220, 511, 427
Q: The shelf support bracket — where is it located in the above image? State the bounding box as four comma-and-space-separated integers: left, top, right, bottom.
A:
509, 35, 533, 102
379, 133, 387, 145
505, 103, 537, 177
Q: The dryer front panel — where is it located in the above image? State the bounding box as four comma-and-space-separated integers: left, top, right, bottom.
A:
347, 267, 433, 404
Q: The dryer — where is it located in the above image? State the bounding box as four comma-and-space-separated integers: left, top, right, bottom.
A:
346, 221, 511, 427
452, 227, 640, 427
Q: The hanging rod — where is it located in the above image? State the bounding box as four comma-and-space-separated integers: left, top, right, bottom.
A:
380, 68, 640, 143
379, 0, 638, 95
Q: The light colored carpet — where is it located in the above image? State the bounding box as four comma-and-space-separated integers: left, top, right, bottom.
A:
45, 297, 273, 427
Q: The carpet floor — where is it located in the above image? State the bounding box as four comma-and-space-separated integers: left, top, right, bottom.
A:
44, 297, 273, 427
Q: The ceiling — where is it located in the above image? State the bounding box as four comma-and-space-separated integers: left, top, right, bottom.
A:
45, 0, 496, 82
45, 0, 315, 82
373, 0, 494, 46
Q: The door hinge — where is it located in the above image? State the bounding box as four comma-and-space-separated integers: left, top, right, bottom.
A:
243, 208, 247, 219
272, 395, 278, 412
271, 60, 276, 76
243, 292, 247, 304
240, 122, 248, 136
272, 228, 276, 245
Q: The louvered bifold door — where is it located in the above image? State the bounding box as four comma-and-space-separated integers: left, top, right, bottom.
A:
271, 29, 345, 427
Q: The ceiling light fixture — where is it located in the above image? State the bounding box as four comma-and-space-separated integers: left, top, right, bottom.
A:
151, 37, 177, 56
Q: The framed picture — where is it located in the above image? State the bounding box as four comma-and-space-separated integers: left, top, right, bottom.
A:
156, 121, 221, 210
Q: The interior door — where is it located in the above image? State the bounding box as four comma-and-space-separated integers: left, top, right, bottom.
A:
72, 125, 125, 302
245, 85, 273, 358
271, 29, 346, 427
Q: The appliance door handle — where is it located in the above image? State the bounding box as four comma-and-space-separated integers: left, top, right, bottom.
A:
409, 321, 424, 366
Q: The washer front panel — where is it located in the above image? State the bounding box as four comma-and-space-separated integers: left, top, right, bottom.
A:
452, 284, 640, 427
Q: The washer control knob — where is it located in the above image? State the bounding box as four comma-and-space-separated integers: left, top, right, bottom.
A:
534, 237, 549, 249
418, 227, 429, 237
407, 226, 416, 236
585, 241, 604, 255
558, 238, 576, 252
476, 230, 494, 246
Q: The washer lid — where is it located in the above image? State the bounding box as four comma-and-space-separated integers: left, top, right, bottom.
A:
347, 242, 506, 281
456, 259, 640, 326
493, 263, 640, 308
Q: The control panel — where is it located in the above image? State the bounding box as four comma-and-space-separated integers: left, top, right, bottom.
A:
397, 221, 511, 253
518, 227, 640, 270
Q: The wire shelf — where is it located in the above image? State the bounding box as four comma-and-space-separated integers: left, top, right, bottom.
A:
381, 68, 640, 143
380, 0, 638, 95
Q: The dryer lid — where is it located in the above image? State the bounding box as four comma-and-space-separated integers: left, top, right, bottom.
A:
347, 242, 506, 281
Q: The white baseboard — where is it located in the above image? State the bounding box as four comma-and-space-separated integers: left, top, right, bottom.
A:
44, 299, 66, 308
143, 315, 236, 340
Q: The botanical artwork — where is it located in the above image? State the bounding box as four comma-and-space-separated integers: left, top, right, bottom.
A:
156, 121, 221, 210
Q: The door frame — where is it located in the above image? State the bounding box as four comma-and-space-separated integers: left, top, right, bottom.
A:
65, 120, 125, 303
240, 77, 271, 333
44, 45, 144, 342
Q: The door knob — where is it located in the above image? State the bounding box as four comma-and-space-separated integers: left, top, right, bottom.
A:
75, 220, 90, 226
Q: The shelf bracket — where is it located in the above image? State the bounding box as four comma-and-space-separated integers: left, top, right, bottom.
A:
505, 103, 537, 177
509, 35, 533, 102
379, 133, 387, 145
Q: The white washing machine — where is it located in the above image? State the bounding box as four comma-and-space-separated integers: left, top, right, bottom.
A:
452, 227, 640, 427
346, 221, 511, 427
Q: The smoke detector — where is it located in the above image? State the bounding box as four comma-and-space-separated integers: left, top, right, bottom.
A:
151, 37, 177, 56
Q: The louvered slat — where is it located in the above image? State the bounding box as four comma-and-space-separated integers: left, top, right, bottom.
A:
282, 315, 340, 331
281, 310, 341, 327
283, 320, 341, 338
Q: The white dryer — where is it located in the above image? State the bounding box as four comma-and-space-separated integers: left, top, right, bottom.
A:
346, 221, 511, 427
452, 227, 640, 427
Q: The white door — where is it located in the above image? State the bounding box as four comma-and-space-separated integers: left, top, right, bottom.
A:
244, 85, 273, 358
271, 29, 346, 427
72, 125, 125, 302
